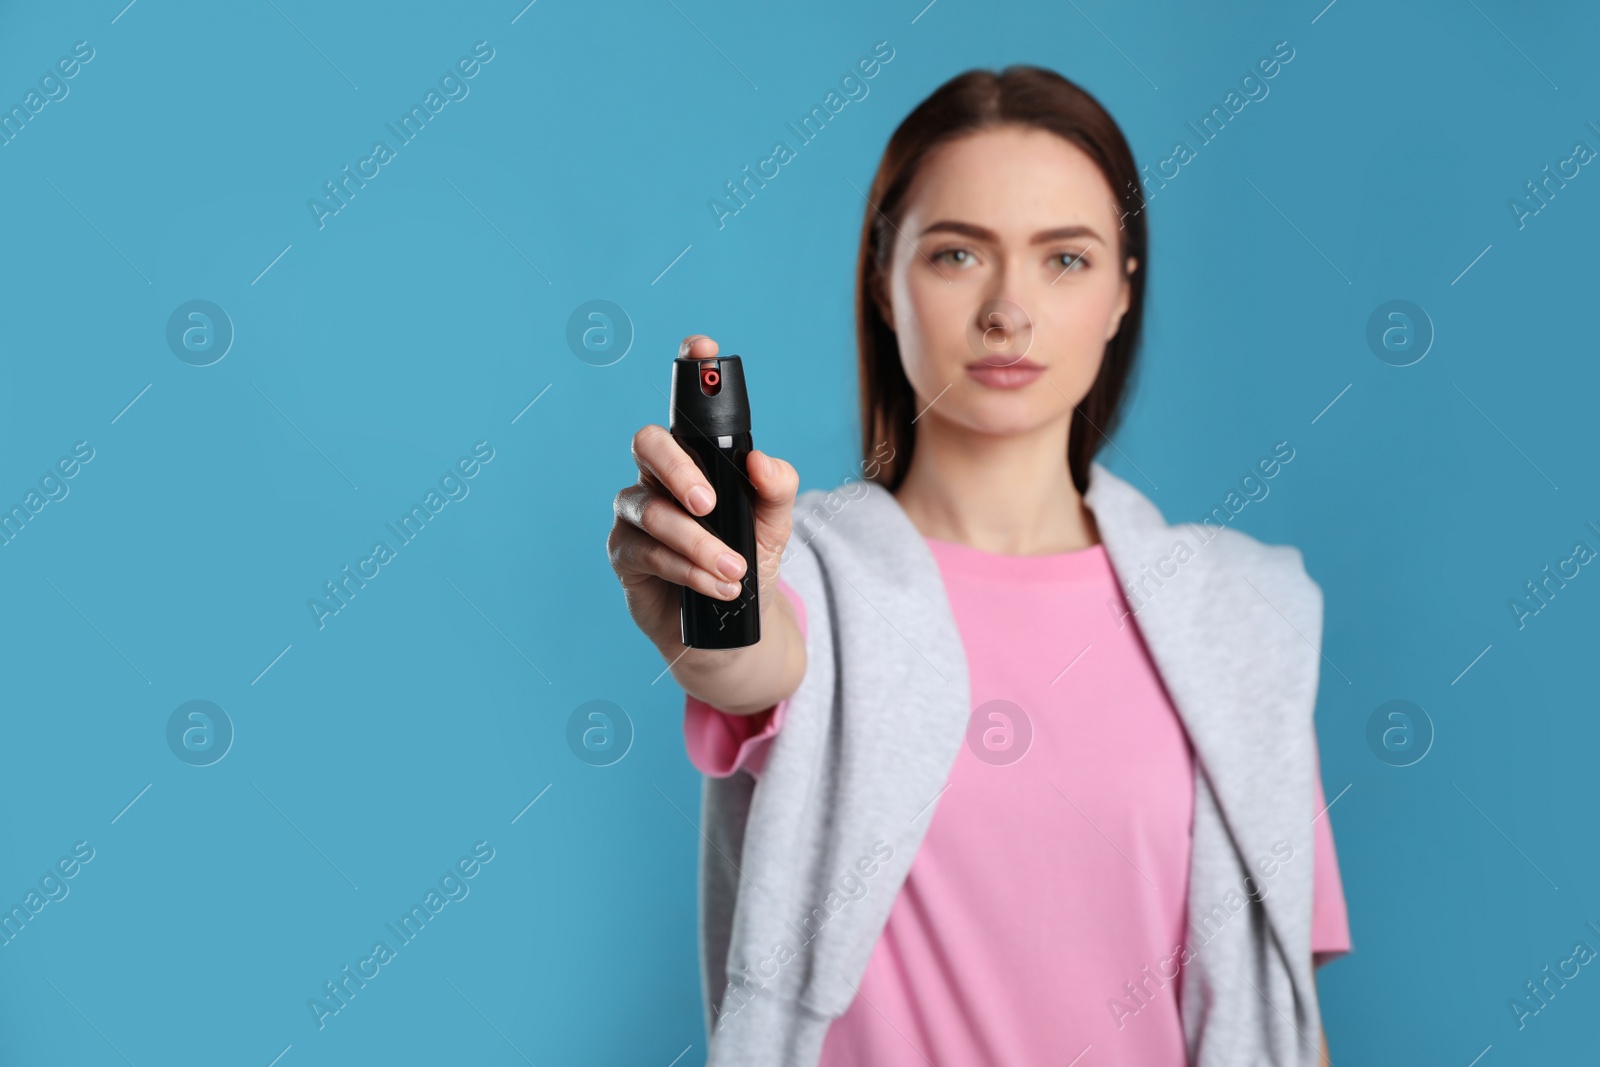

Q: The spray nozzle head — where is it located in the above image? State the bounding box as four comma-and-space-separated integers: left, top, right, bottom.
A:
670, 354, 750, 436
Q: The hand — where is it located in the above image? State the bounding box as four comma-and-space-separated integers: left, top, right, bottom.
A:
608, 335, 800, 656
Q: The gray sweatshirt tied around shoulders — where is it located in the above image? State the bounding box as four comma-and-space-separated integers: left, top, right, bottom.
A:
694, 460, 1330, 1066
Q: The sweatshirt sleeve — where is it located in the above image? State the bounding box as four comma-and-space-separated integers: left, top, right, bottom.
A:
682, 577, 807, 779
1310, 741, 1352, 965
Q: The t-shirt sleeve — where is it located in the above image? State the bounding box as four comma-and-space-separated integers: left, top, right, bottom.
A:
682, 577, 807, 779
1310, 742, 1352, 965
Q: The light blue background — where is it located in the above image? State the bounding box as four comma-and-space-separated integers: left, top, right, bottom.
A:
2, 0, 1597, 1063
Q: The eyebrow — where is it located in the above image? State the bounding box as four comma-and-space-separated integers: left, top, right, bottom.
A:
918, 220, 1105, 246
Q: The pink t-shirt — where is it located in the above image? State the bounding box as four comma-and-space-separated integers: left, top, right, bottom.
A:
684, 537, 1351, 1065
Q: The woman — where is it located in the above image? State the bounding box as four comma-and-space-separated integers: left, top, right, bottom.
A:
609, 65, 1348, 1066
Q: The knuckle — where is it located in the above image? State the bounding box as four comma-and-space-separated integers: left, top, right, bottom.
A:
614, 485, 645, 523
607, 536, 633, 577
637, 493, 679, 537
608, 522, 638, 562
635, 537, 663, 575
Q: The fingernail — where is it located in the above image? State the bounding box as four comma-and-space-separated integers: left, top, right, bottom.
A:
717, 553, 745, 580
717, 581, 741, 598
688, 485, 713, 514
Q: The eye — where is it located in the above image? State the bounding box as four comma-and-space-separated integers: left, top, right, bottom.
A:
931, 247, 976, 267
1052, 249, 1091, 274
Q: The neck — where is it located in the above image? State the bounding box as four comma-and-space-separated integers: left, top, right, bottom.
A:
891, 411, 1100, 555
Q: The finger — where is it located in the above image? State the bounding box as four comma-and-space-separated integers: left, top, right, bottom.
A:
610, 521, 744, 600
632, 423, 716, 517
746, 449, 799, 528
746, 449, 798, 504
615, 483, 748, 584
678, 334, 720, 360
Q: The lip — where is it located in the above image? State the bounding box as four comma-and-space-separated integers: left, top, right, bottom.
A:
969, 354, 1043, 368
965, 356, 1044, 388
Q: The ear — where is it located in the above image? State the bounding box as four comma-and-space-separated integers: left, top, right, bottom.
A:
1104, 255, 1138, 341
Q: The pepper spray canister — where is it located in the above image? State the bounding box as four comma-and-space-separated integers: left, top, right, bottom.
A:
669, 353, 760, 649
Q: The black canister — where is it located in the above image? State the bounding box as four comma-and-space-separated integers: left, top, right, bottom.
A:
669, 354, 760, 649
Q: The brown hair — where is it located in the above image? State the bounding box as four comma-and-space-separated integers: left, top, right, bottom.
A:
855, 65, 1148, 496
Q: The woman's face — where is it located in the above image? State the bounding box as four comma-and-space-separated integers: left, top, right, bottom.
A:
877, 124, 1138, 438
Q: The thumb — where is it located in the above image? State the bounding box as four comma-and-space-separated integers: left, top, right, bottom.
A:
747, 449, 798, 519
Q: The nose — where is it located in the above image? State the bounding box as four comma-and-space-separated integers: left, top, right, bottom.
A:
971, 295, 1035, 363
973, 256, 1035, 353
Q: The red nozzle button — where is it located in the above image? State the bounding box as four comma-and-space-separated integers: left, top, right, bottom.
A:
700, 363, 721, 395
